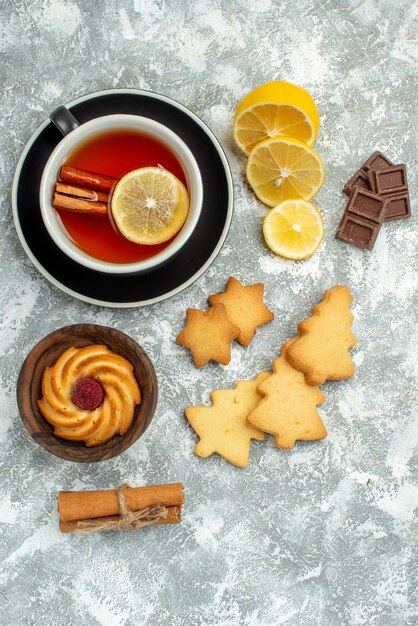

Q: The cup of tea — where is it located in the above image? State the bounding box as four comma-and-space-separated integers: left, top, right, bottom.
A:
39, 108, 203, 274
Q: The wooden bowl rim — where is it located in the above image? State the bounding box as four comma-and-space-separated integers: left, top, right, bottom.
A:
17, 323, 158, 463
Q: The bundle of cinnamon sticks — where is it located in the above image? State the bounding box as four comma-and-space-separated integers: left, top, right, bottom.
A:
58, 483, 184, 534
52, 166, 118, 216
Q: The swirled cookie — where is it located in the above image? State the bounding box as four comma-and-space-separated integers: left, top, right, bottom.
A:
37, 345, 141, 447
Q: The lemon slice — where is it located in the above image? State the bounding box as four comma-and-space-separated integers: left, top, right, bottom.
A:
233, 81, 319, 155
263, 200, 324, 260
111, 167, 189, 245
246, 136, 325, 207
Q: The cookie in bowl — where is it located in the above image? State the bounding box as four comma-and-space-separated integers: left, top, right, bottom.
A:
17, 323, 158, 463
38, 345, 141, 447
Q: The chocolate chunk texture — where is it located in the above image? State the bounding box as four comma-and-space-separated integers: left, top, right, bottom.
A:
384, 193, 411, 222
340, 152, 411, 241
343, 170, 370, 197
368, 164, 408, 196
346, 188, 388, 223
336, 187, 386, 250
337, 214, 379, 250
360, 151, 393, 172
342, 151, 393, 197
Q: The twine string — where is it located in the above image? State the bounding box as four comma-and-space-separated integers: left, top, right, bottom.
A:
72, 484, 168, 534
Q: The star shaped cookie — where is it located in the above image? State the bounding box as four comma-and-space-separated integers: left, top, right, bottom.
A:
176, 304, 240, 368
247, 339, 327, 449
208, 277, 274, 346
185, 372, 269, 467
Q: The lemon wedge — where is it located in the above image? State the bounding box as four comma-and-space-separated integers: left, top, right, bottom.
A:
111, 167, 189, 245
263, 200, 324, 260
233, 81, 320, 155
246, 136, 325, 207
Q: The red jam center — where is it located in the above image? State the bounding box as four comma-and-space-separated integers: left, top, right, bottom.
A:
72, 377, 104, 411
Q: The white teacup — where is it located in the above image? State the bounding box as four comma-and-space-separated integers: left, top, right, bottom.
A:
40, 110, 203, 274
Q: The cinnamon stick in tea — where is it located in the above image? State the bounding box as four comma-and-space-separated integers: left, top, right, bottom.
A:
52, 192, 108, 215
59, 505, 181, 533
55, 182, 110, 203
58, 483, 184, 523
60, 166, 117, 193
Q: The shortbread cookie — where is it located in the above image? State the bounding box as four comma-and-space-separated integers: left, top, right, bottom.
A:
38, 345, 141, 447
185, 372, 269, 467
208, 277, 274, 347
247, 339, 327, 449
285, 285, 356, 385
176, 304, 240, 368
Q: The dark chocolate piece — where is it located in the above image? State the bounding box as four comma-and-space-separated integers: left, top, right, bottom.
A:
340, 151, 410, 244
342, 151, 392, 197
384, 192, 411, 222
336, 186, 387, 250
368, 164, 408, 196
360, 151, 393, 172
346, 188, 388, 223
343, 170, 370, 197
336, 214, 380, 250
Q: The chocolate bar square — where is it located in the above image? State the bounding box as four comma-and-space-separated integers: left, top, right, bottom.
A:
346, 188, 388, 223
384, 192, 411, 222
336, 214, 380, 250
342, 151, 392, 197
343, 170, 370, 197
368, 164, 408, 196
360, 151, 393, 172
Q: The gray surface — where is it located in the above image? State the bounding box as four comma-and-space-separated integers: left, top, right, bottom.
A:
1, 1, 417, 625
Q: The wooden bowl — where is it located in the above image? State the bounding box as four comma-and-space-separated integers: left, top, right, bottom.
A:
17, 324, 158, 462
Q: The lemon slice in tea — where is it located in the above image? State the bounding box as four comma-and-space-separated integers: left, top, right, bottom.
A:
111, 167, 189, 245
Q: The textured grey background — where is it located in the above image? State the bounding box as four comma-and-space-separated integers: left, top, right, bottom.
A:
1, 1, 417, 625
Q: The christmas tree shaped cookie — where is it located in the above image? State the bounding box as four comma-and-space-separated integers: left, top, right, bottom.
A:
285, 285, 356, 385
247, 339, 327, 449
185, 372, 269, 467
